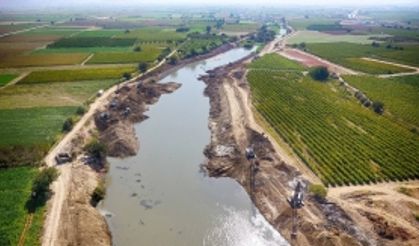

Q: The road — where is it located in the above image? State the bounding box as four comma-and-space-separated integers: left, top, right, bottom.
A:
361, 57, 419, 78
41, 49, 177, 246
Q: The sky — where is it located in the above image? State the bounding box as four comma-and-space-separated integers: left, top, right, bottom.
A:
1, 0, 418, 9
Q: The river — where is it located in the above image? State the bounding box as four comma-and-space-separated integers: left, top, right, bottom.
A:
99, 47, 289, 246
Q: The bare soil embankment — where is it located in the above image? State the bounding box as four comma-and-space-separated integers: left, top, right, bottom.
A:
200, 56, 377, 246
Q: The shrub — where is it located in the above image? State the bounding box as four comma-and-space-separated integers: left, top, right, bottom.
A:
134, 46, 142, 52
138, 62, 148, 73
309, 184, 327, 201
91, 179, 106, 206
372, 101, 384, 114
122, 72, 132, 80
62, 117, 74, 132
309, 66, 329, 81
168, 55, 178, 65
76, 106, 86, 115
27, 167, 59, 212
84, 138, 107, 159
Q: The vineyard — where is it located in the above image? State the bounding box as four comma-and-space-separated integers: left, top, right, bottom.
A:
248, 57, 419, 186
47, 37, 137, 48
344, 75, 419, 127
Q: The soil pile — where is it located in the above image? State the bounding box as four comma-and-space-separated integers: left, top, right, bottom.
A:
94, 81, 181, 158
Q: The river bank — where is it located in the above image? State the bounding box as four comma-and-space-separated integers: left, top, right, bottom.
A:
199, 55, 373, 245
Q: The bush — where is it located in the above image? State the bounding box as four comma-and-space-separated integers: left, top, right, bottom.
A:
76, 106, 86, 115
133, 46, 141, 52
27, 167, 59, 212
372, 101, 384, 114
91, 179, 106, 206
309, 66, 329, 81
309, 184, 327, 201
138, 62, 148, 73
84, 138, 107, 159
122, 72, 132, 80
62, 117, 74, 132
168, 55, 178, 65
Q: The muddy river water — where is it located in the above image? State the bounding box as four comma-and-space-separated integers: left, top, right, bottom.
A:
99, 47, 289, 246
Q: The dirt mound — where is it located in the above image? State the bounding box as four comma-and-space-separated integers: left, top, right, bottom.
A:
360, 211, 412, 241
95, 81, 181, 158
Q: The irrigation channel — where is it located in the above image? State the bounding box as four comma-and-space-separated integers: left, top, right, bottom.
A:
99, 47, 289, 246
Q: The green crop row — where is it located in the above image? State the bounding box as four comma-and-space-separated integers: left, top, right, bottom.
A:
47, 37, 137, 48
248, 56, 419, 186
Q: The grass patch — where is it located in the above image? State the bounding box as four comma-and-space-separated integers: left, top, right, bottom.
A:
0, 53, 89, 68
0, 74, 17, 87
344, 75, 419, 127
20, 66, 135, 84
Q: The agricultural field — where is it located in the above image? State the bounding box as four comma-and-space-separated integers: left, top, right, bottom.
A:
288, 18, 340, 31
87, 45, 162, 64
305, 42, 419, 69
72, 29, 124, 37
0, 53, 89, 68
0, 74, 17, 87
0, 80, 118, 109
248, 55, 419, 186
0, 166, 41, 246
47, 37, 137, 48
0, 23, 41, 35
287, 31, 390, 44
20, 66, 135, 84
115, 27, 186, 42
0, 106, 77, 147
344, 58, 414, 74
222, 23, 259, 34
343, 75, 419, 127
249, 53, 305, 70
24, 27, 86, 37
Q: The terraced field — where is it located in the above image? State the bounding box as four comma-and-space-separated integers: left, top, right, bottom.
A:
248, 55, 419, 186
344, 75, 419, 127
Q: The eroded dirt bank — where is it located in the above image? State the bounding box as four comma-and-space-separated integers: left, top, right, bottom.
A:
199, 55, 419, 246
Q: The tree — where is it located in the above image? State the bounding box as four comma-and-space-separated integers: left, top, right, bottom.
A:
84, 138, 107, 160
134, 46, 142, 52
76, 106, 86, 115
372, 101, 384, 114
138, 62, 148, 73
122, 72, 132, 80
206, 25, 212, 34
168, 55, 178, 65
62, 117, 74, 132
309, 66, 329, 81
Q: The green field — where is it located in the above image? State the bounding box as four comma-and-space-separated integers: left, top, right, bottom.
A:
20, 66, 135, 84
0, 74, 17, 87
222, 23, 259, 33
344, 58, 414, 74
344, 75, 419, 127
87, 45, 162, 64
0, 167, 40, 246
249, 53, 305, 70
305, 42, 419, 69
0, 53, 89, 68
33, 46, 131, 54
288, 18, 340, 31
179, 34, 227, 58
73, 29, 125, 37
0, 80, 118, 109
115, 28, 186, 42
47, 37, 137, 48
24, 27, 86, 37
287, 31, 390, 44
248, 55, 419, 186
0, 107, 77, 147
